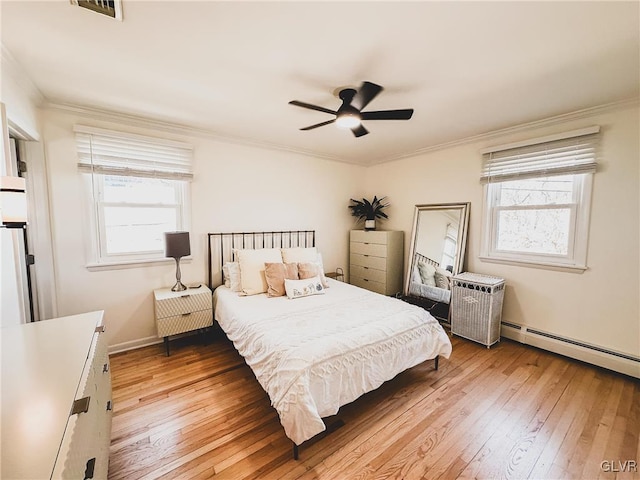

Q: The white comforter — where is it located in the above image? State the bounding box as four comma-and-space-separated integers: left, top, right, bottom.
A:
214, 279, 452, 445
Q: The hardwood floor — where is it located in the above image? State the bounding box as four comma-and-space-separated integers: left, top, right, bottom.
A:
108, 331, 639, 479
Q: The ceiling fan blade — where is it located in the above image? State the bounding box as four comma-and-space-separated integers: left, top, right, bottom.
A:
351, 124, 369, 137
351, 81, 383, 111
361, 109, 414, 120
300, 119, 336, 131
289, 100, 336, 116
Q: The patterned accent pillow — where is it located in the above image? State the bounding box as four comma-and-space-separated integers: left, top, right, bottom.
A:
222, 262, 242, 292
264, 262, 299, 297
284, 276, 325, 299
417, 261, 437, 287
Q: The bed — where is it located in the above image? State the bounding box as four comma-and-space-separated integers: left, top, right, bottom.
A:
208, 231, 452, 457
408, 252, 453, 304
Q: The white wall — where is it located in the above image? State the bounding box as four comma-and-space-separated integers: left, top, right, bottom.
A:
1, 46, 42, 140
40, 108, 364, 349
364, 104, 640, 359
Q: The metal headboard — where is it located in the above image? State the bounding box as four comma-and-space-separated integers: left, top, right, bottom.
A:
207, 230, 316, 290
415, 251, 439, 268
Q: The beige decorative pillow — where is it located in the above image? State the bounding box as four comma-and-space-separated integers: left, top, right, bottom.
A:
264, 262, 299, 297
284, 276, 325, 299
434, 267, 452, 290
236, 248, 284, 295
281, 247, 318, 264
298, 261, 329, 288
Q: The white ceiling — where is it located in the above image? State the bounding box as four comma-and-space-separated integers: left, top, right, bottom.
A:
2, 1, 639, 166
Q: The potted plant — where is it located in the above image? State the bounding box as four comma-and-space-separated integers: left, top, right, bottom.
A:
348, 196, 389, 230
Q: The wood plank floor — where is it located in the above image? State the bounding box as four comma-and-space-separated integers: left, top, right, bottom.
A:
108, 331, 639, 479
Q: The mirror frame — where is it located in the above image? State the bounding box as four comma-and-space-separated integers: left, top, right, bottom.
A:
404, 202, 471, 297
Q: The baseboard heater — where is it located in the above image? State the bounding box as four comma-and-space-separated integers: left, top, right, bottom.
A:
500, 322, 639, 379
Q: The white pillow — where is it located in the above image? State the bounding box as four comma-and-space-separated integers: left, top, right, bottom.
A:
284, 276, 325, 299
411, 264, 422, 284
417, 262, 437, 287
222, 262, 242, 292
235, 248, 283, 295
281, 247, 318, 263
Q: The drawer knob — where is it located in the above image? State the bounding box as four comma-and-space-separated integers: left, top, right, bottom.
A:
181, 312, 192, 317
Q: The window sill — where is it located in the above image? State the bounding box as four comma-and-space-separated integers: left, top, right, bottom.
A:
478, 255, 587, 273
86, 256, 192, 272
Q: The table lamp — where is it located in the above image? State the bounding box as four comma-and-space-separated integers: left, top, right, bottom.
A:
164, 231, 190, 292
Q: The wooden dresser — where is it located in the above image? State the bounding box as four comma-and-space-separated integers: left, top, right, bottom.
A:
1, 311, 112, 479
349, 230, 404, 295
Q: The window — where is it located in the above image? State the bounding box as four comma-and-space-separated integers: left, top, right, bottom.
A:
480, 126, 599, 271
440, 223, 457, 270
76, 126, 193, 267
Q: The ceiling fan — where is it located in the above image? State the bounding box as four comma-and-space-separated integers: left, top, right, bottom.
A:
289, 81, 414, 138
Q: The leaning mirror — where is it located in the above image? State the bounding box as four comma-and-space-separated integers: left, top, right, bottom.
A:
404, 203, 470, 321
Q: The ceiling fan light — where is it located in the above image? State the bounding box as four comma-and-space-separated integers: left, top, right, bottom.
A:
336, 113, 361, 129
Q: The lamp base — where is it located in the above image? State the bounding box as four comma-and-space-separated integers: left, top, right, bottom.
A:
171, 281, 187, 292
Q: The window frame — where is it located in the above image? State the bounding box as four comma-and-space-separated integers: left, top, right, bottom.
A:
480, 172, 593, 272
82, 173, 191, 270
76, 126, 193, 270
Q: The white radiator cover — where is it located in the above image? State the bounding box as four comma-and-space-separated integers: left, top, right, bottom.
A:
501, 322, 639, 379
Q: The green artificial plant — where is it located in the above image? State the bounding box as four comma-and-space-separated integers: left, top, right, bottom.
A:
348, 196, 390, 222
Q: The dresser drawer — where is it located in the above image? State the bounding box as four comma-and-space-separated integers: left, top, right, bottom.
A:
157, 309, 213, 337
350, 230, 389, 245
350, 241, 387, 257
155, 291, 212, 319
350, 253, 387, 270
350, 264, 387, 283
351, 275, 387, 295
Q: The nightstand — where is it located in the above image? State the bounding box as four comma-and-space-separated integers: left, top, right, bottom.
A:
325, 267, 345, 282
153, 285, 213, 356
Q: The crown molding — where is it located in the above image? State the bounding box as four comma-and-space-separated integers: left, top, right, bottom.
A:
42, 100, 353, 164
42, 96, 638, 168
1, 44, 45, 106
375, 97, 640, 165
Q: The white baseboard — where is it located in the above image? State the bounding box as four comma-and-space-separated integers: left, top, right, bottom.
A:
108, 335, 162, 355
501, 322, 640, 379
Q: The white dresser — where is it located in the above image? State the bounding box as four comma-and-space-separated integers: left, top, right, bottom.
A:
350, 230, 404, 295
154, 285, 213, 355
1, 311, 112, 479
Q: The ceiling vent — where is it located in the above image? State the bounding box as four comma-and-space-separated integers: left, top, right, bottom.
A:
71, 0, 123, 20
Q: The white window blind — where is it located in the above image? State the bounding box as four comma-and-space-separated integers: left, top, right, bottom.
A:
75, 125, 193, 180
481, 126, 600, 183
